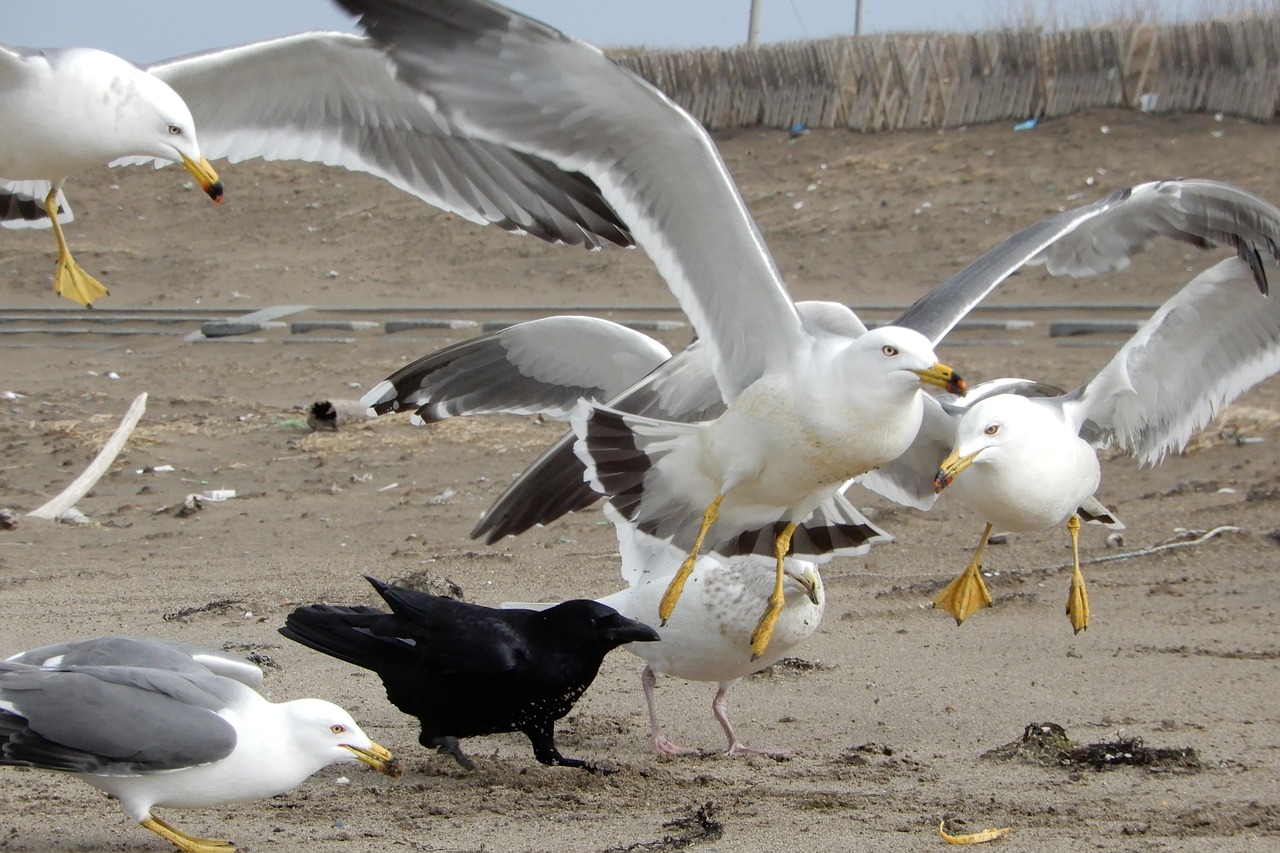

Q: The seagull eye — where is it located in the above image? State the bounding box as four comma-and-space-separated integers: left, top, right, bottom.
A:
984, 424, 1000, 436
329, 724, 346, 735
167, 124, 182, 135
881, 345, 898, 357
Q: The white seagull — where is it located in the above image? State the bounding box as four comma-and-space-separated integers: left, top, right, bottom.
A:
336, 0, 1280, 656
1, 30, 629, 306
0, 636, 401, 853
931, 254, 1280, 632
597, 508, 826, 757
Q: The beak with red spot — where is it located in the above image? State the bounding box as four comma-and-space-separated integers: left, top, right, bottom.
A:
934, 447, 982, 493
912, 362, 966, 396
180, 154, 223, 203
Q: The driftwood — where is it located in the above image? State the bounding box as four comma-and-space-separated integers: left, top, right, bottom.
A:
26, 392, 148, 522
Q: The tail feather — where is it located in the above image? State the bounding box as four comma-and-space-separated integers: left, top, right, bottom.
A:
1077, 495, 1125, 529
279, 604, 413, 672
471, 431, 599, 542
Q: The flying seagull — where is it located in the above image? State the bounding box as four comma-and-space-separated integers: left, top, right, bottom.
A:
1, 30, 629, 306
335, 0, 1280, 651
0, 636, 401, 853
931, 254, 1280, 631
281, 575, 659, 772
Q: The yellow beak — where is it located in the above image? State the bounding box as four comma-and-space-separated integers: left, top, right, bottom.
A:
180, 154, 223, 203
783, 566, 822, 606
934, 447, 981, 493
912, 362, 966, 396
343, 741, 403, 778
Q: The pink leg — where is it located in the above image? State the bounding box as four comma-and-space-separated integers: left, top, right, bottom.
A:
714, 681, 791, 758
642, 666, 697, 756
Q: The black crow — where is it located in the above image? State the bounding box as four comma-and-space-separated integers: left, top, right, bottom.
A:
280, 576, 658, 771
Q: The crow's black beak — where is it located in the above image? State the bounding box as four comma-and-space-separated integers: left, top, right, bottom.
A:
602, 614, 661, 645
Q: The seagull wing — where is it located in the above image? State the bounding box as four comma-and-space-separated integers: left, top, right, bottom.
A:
362, 316, 672, 422
7, 637, 263, 689
144, 32, 629, 248
0, 662, 237, 774
335, 0, 807, 400
895, 179, 1280, 344
1074, 255, 1280, 464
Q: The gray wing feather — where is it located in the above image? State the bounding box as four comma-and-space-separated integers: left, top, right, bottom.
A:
1077, 256, 1280, 464
8, 637, 263, 689
145, 32, 629, 248
362, 316, 672, 422
335, 0, 807, 401
0, 662, 237, 774
895, 179, 1280, 344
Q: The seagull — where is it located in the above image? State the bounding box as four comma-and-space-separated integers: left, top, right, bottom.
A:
931, 254, 1280, 632
1, 31, 630, 307
281, 576, 660, 772
503, 506, 826, 757
0, 636, 401, 853
334, 0, 1280, 656
597, 508, 826, 757
361, 305, 891, 569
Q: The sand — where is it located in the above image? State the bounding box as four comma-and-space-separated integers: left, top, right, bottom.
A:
1, 108, 1279, 851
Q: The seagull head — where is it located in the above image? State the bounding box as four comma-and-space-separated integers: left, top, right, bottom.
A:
284, 698, 403, 778
855, 327, 965, 397
783, 562, 823, 607
125, 70, 223, 203
934, 394, 1041, 492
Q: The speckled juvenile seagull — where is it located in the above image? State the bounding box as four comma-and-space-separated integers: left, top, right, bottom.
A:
1, 31, 628, 305
0, 636, 401, 853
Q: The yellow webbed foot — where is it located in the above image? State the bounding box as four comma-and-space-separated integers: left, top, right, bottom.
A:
142, 815, 236, 852
54, 255, 109, 307
933, 560, 994, 626
1065, 563, 1089, 634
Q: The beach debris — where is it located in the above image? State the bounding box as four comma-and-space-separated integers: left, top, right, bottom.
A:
939, 820, 1013, 844
604, 802, 723, 852
27, 392, 148, 523
307, 399, 372, 431
0, 509, 17, 530
982, 722, 1200, 772
164, 598, 245, 622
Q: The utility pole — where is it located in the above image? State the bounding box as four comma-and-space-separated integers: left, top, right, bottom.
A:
747, 0, 761, 47
855, 0, 864, 36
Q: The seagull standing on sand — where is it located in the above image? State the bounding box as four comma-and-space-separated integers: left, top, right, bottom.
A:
0, 636, 401, 853
598, 508, 826, 757
932, 254, 1280, 631
2, 30, 630, 306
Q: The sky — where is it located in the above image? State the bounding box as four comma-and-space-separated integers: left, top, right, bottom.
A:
3, 0, 1226, 63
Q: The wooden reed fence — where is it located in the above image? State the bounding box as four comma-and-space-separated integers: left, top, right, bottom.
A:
610, 16, 1280, 131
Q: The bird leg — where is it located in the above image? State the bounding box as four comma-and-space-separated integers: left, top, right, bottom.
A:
425, 734, 476, 771
141, 815, 234, 852
641, 665, 697, 756
45, 187, 108, 307
526, 722, 616, 774
658, 494, 723, 625
749, 521, 797, 660
1065, 514, 1089, 633
933, 523, 996, 625
714, 680, 790, 758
